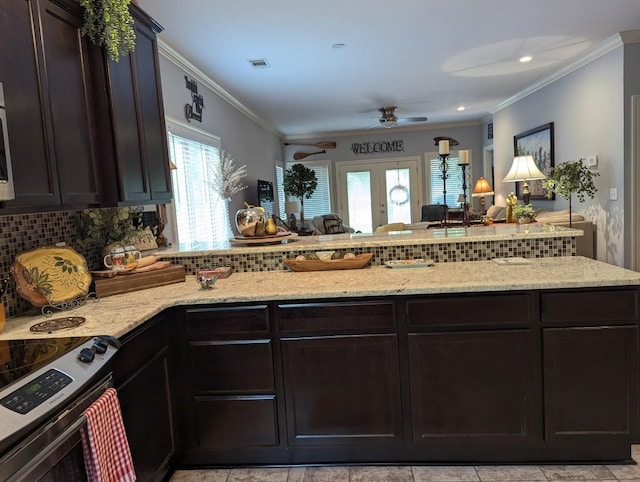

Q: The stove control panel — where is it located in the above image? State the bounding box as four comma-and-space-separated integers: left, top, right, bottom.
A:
0, 369, 73, 414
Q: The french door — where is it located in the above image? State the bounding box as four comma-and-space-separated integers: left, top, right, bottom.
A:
337, 158, 420, 233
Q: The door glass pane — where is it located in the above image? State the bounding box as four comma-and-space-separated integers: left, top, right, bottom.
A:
385, 168, 411, 224
346, 171, 372, 233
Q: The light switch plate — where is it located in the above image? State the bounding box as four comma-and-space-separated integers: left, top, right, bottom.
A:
586, 155, 598, 167
610, 187, 618, 201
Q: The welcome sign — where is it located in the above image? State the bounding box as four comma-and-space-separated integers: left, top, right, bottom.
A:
351, 139, 405, 155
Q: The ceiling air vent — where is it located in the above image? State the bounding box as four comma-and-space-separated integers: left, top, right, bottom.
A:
248, 58, 270, 69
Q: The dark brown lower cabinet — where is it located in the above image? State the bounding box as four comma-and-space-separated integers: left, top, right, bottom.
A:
544, 325, 639, 442
281, 334, 402, 446
408, 330, 538, 445
113, 314, 175, 482
173, 289, 640, 467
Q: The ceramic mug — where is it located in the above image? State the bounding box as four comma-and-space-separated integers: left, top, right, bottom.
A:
104, 247, 126, 270
124, 245, 142, 265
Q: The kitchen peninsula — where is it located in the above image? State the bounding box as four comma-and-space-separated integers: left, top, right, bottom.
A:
156, 223, 582, 274
2, 256, 639, 472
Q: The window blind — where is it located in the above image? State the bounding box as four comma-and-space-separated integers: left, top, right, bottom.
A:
275, 164, 285, 219
168, 130, 229, 249
286, 161, 332, 220
428, 155, 467, 206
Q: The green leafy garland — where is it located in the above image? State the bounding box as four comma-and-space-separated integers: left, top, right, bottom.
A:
79, 0, 136, 62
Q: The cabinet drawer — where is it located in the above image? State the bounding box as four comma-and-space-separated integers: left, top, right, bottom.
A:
542, 289, 638, 325
185, 305, 269, 340
193, 396, 278, 449
278, 300, 395, 335
407, 293, 531, 330
189, 340, 274, 393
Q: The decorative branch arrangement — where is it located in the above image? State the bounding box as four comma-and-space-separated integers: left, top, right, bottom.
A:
209, 150, 248, 200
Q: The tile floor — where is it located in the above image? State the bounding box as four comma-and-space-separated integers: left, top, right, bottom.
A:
170, 445, 640, 482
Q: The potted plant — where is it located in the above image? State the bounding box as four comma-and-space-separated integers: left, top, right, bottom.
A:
79, 0, 136, 61
283, 163, 318, 228
513, 203, 536, 224
542, 159, 599, 227
74, 207, 144, 254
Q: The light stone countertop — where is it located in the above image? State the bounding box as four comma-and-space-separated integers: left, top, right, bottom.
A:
1, 256, 637, 342
155, 223, 581, 256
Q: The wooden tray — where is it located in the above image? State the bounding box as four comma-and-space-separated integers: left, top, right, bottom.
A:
284, 253, 373, 272
93, 264, 186, 298
230, 232, 298, 245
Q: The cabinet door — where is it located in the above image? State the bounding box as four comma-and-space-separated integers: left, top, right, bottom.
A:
0, 0, 59, 207
106, 8, 171, 204
114, 316, 175, 482
0, 0, 101, 209
118, 350, 174, 482
39, 0, 101, 205
408, 330, 539, 445
543, 325, 639, 441
281, 334, 402, 446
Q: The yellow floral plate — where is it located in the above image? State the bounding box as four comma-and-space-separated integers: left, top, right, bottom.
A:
11, 246, 92, 308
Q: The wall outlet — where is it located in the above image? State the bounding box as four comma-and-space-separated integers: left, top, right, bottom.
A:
586, 155, 598, 167
610, 187, 618, 201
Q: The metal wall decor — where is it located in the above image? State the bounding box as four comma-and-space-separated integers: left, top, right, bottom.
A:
351, 139, 404, 155
184, 76, 204, 122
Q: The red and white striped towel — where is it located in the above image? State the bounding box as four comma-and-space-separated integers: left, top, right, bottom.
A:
81, 387, 136, 482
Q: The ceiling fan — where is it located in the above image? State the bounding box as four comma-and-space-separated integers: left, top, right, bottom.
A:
374, 106, 428, 128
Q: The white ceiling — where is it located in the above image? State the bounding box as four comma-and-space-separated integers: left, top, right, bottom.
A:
137, 0, 640, 138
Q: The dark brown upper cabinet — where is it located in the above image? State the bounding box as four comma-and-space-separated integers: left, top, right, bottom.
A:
101, 4, 172, 205
0, 0, 104, 211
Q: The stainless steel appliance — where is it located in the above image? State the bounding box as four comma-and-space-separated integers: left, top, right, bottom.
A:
0, 82, 15, 201
0, 336, 119, 480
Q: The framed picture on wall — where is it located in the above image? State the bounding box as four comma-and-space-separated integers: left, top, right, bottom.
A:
513, 122, 555, 201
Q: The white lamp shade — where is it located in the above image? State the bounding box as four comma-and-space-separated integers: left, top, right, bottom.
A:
503, 155, 547, 182
285, 200, 300, 213
471, 177, 494, 197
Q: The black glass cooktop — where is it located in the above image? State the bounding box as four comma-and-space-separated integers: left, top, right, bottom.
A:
0, 337, 91, 391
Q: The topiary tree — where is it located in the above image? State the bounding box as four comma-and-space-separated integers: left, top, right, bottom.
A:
542, 159, 599, 227
283, 163, 318, 227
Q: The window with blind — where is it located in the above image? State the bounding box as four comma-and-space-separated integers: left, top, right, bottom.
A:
286, 161, 332, 222
167, 122, 228, 250
276, 163, 285, 219
427, 154, 469, 207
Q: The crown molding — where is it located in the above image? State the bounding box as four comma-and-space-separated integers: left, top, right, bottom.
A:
284, 119, 482, 142
157, 38, 283, 139
490, 33, 625, 115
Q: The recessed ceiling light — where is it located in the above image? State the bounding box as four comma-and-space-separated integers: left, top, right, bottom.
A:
457, 106, 466, 111
332, 43, 346, 49
520, 55, 532, 63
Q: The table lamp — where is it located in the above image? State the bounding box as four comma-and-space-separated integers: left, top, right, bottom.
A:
502, 155, 546, 205
285, 200, 301, 230
471, 177, 494, 210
